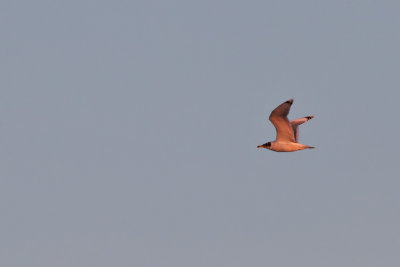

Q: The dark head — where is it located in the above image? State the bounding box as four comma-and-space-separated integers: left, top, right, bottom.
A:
257, 142, 271, 149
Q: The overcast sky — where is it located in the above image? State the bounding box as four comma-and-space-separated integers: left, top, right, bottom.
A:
1, 1, 400, 266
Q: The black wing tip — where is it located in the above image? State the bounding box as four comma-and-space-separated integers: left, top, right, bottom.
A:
306, 115, 315, 120
285, 99, 294, 105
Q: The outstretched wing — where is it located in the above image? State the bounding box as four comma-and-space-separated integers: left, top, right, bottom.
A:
290, 115, 314, 142
269, 99, 295, 142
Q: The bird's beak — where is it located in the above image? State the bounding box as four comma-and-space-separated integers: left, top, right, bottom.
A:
257, 145, 262, 148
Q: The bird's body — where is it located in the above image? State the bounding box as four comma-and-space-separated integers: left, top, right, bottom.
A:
257, 99, 315, 152
267, 141, 313, 152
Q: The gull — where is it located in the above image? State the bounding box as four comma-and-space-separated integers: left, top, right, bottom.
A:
257, 99, 315, 152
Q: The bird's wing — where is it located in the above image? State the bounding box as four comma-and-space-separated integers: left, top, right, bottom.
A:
269, 99, 295, 142
290, 116, 314, 142
291, 124, 299, 142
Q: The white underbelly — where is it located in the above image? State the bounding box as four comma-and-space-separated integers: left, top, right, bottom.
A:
270, 142, 307, 152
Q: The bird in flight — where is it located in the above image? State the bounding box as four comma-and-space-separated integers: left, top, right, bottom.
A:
257, 99, 315, 152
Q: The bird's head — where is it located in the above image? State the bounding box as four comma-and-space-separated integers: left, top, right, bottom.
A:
257, 142, 271, 149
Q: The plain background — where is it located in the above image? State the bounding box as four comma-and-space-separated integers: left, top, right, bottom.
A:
1, 1, 400, 266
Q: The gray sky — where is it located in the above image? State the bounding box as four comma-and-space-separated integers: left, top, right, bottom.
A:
1, 1, 400, 266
